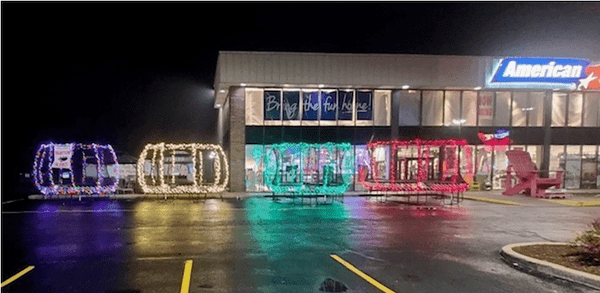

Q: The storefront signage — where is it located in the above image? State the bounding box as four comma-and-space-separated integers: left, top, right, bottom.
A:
478, 92, 493, 120
338, 91, 353, 120
489, 57, 599, 90
264, 90, 373, 122
302, 91, 320, 120
282, 91, 299, 120
320, 91, 337, 120
356, 91, 373, 120
264, 91, 281, 120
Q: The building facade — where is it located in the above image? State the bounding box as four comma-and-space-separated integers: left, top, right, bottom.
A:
214, 51, 600, 192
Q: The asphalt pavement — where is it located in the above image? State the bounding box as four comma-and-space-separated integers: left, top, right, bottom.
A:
2, 194, 599, 292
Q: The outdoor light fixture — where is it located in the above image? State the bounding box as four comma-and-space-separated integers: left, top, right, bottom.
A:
219, 90, 225, 93
32, 143, 119, 196
402, 85, 410, 90
521, 107, 534, 111
240, 83, 247, 86
136, 143, 229, 194
474, 86, 482, 90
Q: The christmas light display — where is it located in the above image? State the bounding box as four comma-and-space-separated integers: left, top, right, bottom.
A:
32, 143, 120, 196
262, 142, 354, 195
360, 139, 470, 194
137, 143, 229, 194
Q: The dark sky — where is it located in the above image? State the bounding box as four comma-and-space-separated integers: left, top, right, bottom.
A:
2, 2, 600, 182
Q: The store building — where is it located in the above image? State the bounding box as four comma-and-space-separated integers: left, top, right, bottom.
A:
213, 51, 600, 192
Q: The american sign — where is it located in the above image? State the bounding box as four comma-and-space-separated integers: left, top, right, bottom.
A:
490, 57, 599, 90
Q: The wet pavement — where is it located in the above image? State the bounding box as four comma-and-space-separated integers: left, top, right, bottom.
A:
2, 196, 599, 292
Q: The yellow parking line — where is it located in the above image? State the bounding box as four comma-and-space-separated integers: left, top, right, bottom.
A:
180, 260, 193, 293
1, 266, 35, 288
462, 196, 520, 205
330, 254, 396, 293
542, 199, 600, 207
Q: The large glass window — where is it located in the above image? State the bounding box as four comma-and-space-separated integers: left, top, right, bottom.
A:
529, 92, 545, 127
495, 91, 511, 126
245, 88, 264, 125
422, 90, 443, 126
568, 92, 583, 127
583, 92, 600, 127
373, 90, 391, 126
511, 92, 528, 127
582, 145, 597, 189
444, 91, 461, 126
462, 91, 477, 126
398, 90, 420, 126
552, 92, 567, 127
564, 145, 581, 189
478, 91, 494, 126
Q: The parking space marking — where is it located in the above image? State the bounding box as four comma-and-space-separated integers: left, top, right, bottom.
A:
180, 260, 193, 293
1, 265, 35, 288
330, 254, 396, 293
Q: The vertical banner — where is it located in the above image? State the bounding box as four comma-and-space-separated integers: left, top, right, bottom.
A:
338, 90, 353, 120
320, 90, 337, 120
356, 90, 373, 120
478, 92, 494, 122
52, 144, 73, 169
264, 90, 281, 120
282, 91, 300, 120
302, 91, 320, 121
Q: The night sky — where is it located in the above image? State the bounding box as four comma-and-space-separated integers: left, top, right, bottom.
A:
2, 2, 600, 193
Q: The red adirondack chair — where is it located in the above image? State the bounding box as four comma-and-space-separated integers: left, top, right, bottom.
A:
502, 149, 564, 198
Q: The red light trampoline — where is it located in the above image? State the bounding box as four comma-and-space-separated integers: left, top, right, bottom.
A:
358, 139, 470, 204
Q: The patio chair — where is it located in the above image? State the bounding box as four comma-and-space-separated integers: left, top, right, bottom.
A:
502, 149, 563, 198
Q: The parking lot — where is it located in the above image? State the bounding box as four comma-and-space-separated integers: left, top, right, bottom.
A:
2, 195, 599, 292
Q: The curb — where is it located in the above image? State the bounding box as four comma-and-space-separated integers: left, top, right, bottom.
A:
462, 196, 520, 206
500, 242, 600, 290
541, 199, 600, 207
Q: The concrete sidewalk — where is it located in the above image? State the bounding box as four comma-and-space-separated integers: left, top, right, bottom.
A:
25, 189, 600, 206
462, 189, 600, 206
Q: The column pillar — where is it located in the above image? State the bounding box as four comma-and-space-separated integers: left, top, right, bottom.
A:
228, 86, 246, 191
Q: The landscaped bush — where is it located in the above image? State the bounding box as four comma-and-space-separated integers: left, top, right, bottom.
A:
574, 218, 600, 255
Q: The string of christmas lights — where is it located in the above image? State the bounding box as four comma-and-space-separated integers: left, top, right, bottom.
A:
360, 139, 469, 193
32, 143, 119, 196
137, 143, 229, 194
263, 142, 354, 195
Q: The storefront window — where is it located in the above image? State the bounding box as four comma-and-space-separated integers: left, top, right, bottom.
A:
583, 93, 600, 127
511, 92, 527, 127
462, 91, 477, 126
373, 90, 391, 126
582, 145, 597, 189
549, 145, 564, 173
478, 91, 494, 126
563, 145, 581, 189
493, 148, 509, 190
526, 145, 542, 169
355, 145, 369, 192
245, 88, 264, 126
495, 91, 511, 126
245, 144, 267, 192
398, 90, 420, 126
444, 91, 461, 126
552, 92, 567, 127
568, 92, 583, 127
529, 92, 545, 127
422, 90, 443, 126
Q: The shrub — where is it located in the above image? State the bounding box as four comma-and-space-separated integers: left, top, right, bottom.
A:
574, 218, 600, 255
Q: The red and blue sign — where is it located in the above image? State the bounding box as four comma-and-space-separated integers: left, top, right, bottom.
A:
489, 57, 600, 90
